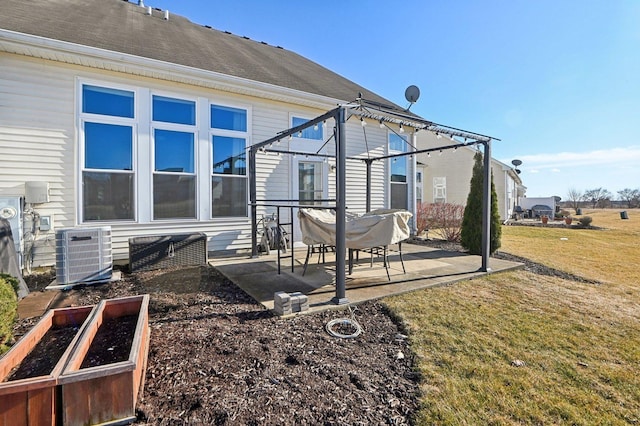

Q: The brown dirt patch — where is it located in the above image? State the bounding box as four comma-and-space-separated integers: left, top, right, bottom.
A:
15, 265, 420, 425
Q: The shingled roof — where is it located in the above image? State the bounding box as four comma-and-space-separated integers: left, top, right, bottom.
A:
0, 0, 399, 108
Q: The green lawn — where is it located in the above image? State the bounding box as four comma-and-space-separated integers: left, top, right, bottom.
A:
386, 209, 640, 425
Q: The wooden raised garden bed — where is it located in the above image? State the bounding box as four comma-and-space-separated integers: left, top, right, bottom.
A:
58, 294, 150, 426
0, 305, 95, 426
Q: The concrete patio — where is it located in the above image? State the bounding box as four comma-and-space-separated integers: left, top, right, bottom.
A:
210, 242, 523, 314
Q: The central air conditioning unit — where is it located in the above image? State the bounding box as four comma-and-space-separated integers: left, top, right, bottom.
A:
55, 226, 112, 286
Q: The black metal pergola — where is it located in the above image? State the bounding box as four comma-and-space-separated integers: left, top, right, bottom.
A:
248, 98, 499, 305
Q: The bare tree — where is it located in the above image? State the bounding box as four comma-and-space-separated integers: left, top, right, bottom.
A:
617, 188, 640, 208
566, 187, 583, 211
584, 187, 612, 208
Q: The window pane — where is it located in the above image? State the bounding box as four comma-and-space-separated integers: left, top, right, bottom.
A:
83, 171, 134, 221
212, 136, 246, 175
292, 117, 322, 140
389, 133, 407, 152
391, 183, 408, 210
82, 85, 134, 118
154, 129, 194, 173
391, 157, 407, 182
298, 162, 323, 205
85, 122, 133, 170
153, 95, 195, 125
212, 176, 247, 217
153, 175, 196, 219
211, 105, 247, 131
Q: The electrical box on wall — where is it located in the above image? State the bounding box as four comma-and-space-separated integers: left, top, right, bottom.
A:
39, 215, 52, 232
25, 181, 50, 204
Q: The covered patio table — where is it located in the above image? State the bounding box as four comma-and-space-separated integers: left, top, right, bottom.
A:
297, 208, 413, 279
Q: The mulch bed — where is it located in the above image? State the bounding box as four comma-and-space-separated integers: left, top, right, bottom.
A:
14, 264, 421, 425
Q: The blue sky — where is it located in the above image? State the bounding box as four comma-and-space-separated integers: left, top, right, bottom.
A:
147, 0, 639, 198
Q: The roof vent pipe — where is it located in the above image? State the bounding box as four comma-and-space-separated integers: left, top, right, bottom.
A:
164, 10, 169, 20
146, 6, 152, 15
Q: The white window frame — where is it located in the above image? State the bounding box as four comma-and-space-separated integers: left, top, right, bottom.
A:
150, 91, 199, 221
77, 79, 139, 224
210, 101, 251, 219
77, 80, 254, 225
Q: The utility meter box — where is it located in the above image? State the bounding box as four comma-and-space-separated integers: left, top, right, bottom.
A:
25, 181, 50, 204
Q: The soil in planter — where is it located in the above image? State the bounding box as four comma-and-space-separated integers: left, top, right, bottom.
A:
5, 325, 81, 381
80, 315, 137, 368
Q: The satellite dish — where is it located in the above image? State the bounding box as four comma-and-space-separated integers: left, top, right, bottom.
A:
511, 159, 522, 167
404, 85, 420, 106
515, 169, 521, 174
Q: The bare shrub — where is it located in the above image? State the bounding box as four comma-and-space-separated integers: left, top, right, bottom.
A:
417, 202, 465, 242
578, 216, 593, 227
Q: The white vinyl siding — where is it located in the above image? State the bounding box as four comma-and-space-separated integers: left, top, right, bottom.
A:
0, 53, 405, 265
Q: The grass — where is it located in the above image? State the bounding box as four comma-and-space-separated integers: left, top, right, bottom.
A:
0, 274, 19, 354
386, 209, 640, 425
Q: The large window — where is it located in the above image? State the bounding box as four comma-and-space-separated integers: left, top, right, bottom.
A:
389, 133, 408, 210
151, 95, 197, 220
211, 104, 248, 217
80, 83, 252, 224
81, 85, 135, 221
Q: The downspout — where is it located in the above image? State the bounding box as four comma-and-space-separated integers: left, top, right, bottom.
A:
481, 141, 492, 272
332, 107, 349, 304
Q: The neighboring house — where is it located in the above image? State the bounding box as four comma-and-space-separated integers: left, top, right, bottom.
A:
415, 131, 526, 220
1, 0, 425, 268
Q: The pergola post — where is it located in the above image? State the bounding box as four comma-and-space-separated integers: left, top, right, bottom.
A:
332, 106, 349, 304
249, 146, 258, 258
481, 140, 492, 272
